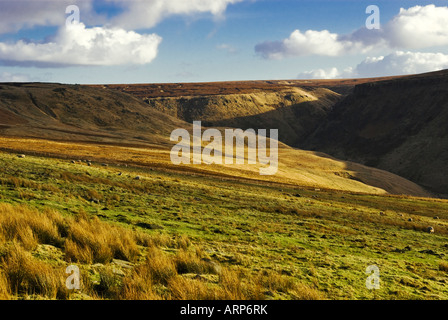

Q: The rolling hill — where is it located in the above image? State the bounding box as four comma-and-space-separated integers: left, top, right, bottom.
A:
303, 70, 448, 197
0, 81, 432, 197
103, 70, 448, 197
2, 74, 448, 301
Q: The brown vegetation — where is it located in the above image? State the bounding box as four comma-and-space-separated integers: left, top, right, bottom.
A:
0, 203, 323, 300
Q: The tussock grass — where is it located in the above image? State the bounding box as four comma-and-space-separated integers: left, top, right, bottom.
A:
0, 270, 10, 300
173, 249, 218, 275
167, 276, 218, 300
66, 214, 140, 264
439, 261, 448, 273
1, 242, 68, 299
0, 204, 63, 250
0, 201, 320, 300
0, 150, 447, 300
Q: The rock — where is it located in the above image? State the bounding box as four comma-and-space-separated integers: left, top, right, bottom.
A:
90, 198, 100, 204
17, 154, 26, 158
408, 218, 413, 222
112, 259, 134, 270
134, 176, 141, 180
427, 226, 435, 234
434, 216, 440, 220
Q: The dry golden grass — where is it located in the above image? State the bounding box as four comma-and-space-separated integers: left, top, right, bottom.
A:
66, 214, 140, 264
1, 242, 68, 299
167, 275, 218, 300
0, 270, 10, 300
0, 136, 432, 197
0, 204, 63, 250
173, 249, 219, 275
218, 267, 263, 300
290, 284, 326, 300
120, 270, 161, 300
0, 203, 143, 298
439, 261, 448, 273
0, 202, 326, 300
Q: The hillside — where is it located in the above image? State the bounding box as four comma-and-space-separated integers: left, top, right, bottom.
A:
303, 70, 448, 196
0, 151, 447, 300
103, 70, 448, 197
0, 82, 431, 197
0, 82, 186, 147
1, 76, 448, 301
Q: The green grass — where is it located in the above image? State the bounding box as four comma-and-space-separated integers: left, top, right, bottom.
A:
1, 151, 448, 299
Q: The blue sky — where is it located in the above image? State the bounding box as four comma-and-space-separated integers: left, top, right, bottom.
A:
0, 0, 447, 84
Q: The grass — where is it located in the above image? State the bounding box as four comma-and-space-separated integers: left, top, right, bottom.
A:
0, 150, 448, 300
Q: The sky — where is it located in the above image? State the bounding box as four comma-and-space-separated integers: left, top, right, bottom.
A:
0, 0, 448, 84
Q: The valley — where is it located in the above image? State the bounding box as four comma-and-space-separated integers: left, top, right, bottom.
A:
0, 70, 448, 300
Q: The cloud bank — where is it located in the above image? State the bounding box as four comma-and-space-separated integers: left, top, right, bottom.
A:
297, 51, 448, 79
0, 23, 162, 67
108, 0, 245, 30
0, 0, 241, 67
256, 5, 448, 59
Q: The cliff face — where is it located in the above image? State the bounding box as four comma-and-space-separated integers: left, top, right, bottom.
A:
303, 70, 448, 196
138, 70, 448, 195
82, 70, 448, 196
144, 87, 341, 146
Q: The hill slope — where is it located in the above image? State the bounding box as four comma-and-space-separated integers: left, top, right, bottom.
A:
0, 82, 432, 197
0, 82, 186, 147
105, 71, 448, 196
303, 70, 448, 196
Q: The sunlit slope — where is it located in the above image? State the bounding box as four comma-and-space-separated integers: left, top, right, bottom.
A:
0, 136, 431, 197
0, 81, 433, 197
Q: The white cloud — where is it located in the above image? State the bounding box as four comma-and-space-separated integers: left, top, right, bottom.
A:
297, 51, 448, 79
0, 0, 99, 34
0, 0, 243, 33
387, 5, 448, 49
107, 0, 244, 30
297, 67, 342, 80
0, 0, 242, 68
354, 51, 448, 78
0, 23, 162, 67
257, 5, 448, 59
256, 29, 376, 59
